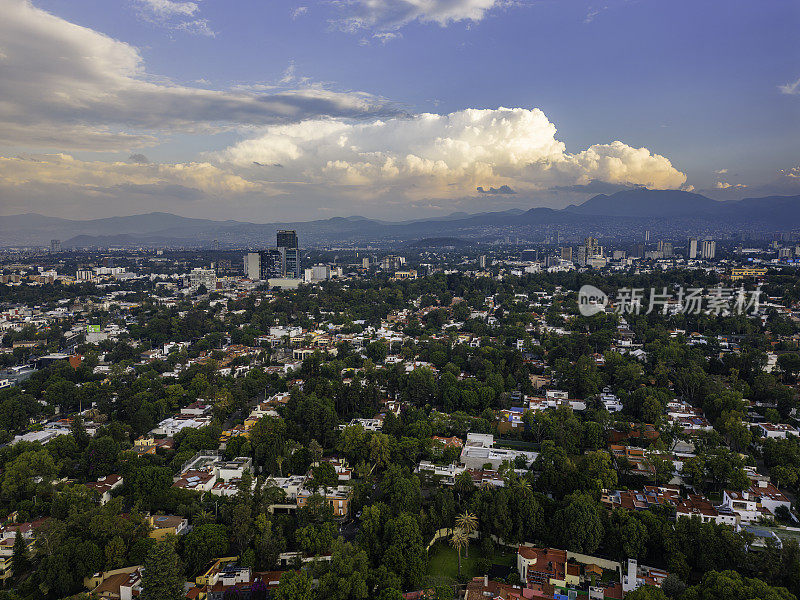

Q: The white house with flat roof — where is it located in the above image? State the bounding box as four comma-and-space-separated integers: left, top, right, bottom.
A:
460, 433, 537, 470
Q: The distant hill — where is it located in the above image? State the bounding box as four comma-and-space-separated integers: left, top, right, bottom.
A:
565, 189, 800, 221
2, 191, 799, 247
565, 190, 722, 218
404, 237, 471, 248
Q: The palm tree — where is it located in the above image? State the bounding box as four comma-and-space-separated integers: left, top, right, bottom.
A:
455, 511, 478, 558
450, 529, 469, 578
275, 455, 284, 477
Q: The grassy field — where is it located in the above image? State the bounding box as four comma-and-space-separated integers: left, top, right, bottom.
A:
425, 541, 516, 586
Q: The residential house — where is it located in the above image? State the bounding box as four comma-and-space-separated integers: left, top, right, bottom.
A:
147, 515, 188, 540
86, 474, 123, 505
297, 485, 352, 517
722, 481, 791, 523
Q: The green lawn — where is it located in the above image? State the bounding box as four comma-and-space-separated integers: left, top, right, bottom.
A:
425, 541, 516, 586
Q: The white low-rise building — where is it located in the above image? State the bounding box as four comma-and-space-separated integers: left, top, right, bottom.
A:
757, 423, 800, 439
722, 481, 791, 523
459, 433, 537, 470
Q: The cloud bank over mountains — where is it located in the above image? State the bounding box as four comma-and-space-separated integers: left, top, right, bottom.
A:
217, 108, 687, 200
0, 0, 728, 220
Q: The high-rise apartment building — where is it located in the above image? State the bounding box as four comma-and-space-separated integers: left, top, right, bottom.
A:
50, 239, 61, 253
576, 237, 603, 266
189, 267, 216, 292
381, 255, 405, 271
688, 238, 698, 259
244, 252, 261, 280
701, 240, 716, 260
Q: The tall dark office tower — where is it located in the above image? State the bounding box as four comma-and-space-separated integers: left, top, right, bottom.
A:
260, 249, 284, 279
275, 230, 300, 278
277, 230, 298, 249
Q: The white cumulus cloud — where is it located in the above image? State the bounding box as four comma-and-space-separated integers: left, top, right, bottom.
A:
216, 107, 687, 200
779, 77, 800, 95
138, 0, 199, 17
779, 166, 800, 178
135, 0, 215, 36
0, 0, 395, 150
715, 181, 747, 189
334, 0, 507, 32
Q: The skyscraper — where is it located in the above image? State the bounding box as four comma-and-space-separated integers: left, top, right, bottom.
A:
276, 230, 300, 278
260, 249, 284, 279
244, 252, 261, 280
277, 230, 298, 249
50, 239, 61, 253
701, 240, 716, 259
284, 248, 300, 278
688, 237, 698, 259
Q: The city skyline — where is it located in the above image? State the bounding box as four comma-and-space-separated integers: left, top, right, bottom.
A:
0, 0, 798, 221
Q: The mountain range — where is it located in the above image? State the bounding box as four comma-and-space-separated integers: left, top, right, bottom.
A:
2, 190, 798, 247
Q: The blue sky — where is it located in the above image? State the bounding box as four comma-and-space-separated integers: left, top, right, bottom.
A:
1, 0, 798, 220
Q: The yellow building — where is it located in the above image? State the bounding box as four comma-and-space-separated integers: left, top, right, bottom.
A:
730, 267, 768, 281
196, 557, 239, 586
0, 536, 35, 584
147, 515, 188, 540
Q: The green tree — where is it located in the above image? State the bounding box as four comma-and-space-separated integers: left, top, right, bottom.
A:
11, 531, 29, 579
312, 461, 339, 490
181, 523, 228, 575
778, 353, 800, 381
2, 448, 56, 500
141, 537, 183, 600
104, 535, 126, 570
661, 573, 687, 598
682, 570, 795, 600
366, 341, 389, 363
435, 585, 455, 600
553, 492, 603, 554
624, 586, 668, 600
450, 529, 468, 578
275, 570, 313, 600
369, 433, 393, 468
455, 511, 478, 558
383, 513, 426, 589
317, 539, 370, 600
253, 513, 283, 570
231, 502, 253, 555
